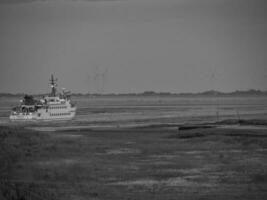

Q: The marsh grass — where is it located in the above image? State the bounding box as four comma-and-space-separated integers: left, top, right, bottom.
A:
1, 125, 267, 200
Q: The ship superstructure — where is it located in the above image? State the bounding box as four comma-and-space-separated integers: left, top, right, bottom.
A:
10, 75, 76, 121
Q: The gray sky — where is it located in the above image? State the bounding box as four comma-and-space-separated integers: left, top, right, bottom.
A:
0, 0, 266, 94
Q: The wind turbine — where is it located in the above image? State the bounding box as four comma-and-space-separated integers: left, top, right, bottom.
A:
92, 66, 108, 94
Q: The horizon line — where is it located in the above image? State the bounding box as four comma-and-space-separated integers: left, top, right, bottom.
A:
1, 89, 267, 96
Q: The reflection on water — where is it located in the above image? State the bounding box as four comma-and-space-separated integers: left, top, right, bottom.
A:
1, 96, 267, 126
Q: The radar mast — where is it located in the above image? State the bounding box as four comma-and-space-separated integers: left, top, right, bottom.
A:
49, 74, 57, 97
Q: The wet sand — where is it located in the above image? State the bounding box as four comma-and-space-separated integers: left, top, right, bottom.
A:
1, 122, 267, 200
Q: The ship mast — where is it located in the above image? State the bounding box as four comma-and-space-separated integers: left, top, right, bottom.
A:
49, 74, 57, 97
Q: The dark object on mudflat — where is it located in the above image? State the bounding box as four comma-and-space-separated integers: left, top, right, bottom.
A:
216, 119, 267, 126
178, 125, 214, 131
176, 125, 214, 138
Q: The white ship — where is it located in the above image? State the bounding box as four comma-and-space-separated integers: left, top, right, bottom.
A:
10, 75, 77, 121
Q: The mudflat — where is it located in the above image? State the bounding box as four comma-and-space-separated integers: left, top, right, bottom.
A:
1, 124, 267, 200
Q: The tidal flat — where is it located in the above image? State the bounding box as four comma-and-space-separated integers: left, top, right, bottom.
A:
1, 123, 267, 200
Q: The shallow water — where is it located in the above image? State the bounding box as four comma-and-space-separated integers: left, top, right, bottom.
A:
1, 95, 267, 127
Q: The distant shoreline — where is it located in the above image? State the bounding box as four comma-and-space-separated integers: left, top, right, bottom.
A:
1, 89, 267, 97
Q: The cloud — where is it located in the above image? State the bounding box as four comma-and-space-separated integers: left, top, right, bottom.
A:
0, 0, 118, 4
0, 0, 36, 4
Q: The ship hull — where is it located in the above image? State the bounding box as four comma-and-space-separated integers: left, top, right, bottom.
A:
10, 108, 76, 121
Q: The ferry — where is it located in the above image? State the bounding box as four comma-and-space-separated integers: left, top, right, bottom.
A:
10, 75, 77, 121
